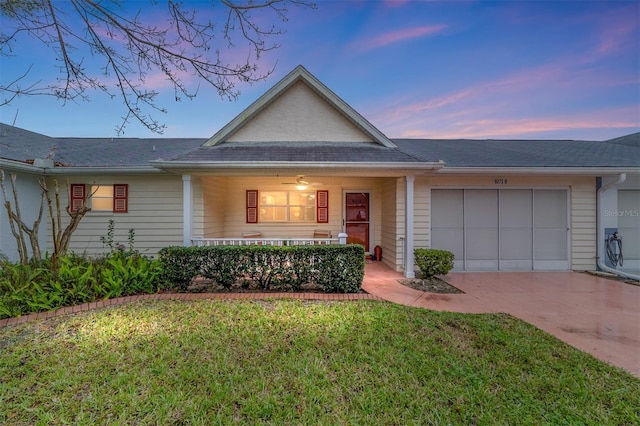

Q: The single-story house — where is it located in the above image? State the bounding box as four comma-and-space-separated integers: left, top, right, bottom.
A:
1, 65, 639, 278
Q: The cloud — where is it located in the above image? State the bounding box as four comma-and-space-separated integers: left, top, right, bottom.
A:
352, 25, 446, 52
382, 0, 412, 7
364, 24, 639, 140
386, 106, 640, 140
584, 4, 639, 61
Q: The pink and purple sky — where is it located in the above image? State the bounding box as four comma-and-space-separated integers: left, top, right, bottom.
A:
1, 0, 639, 141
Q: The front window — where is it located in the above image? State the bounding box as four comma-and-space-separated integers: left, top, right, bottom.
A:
260, 191, 316, 222
91, 185, 114, 212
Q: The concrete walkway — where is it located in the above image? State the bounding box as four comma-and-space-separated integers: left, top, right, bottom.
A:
363, 261, 640, 378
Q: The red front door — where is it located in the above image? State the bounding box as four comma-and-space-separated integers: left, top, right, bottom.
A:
345, 192, 370, 252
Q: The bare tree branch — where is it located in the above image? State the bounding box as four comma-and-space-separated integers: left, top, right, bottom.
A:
0, 0, 316, 135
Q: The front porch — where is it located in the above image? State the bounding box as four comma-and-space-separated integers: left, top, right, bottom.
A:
181, 174, 420, 277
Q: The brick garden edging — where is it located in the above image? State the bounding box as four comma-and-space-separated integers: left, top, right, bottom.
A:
0, 292, 382, 328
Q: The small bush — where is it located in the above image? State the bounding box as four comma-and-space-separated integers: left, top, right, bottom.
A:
414, 248, 455, 278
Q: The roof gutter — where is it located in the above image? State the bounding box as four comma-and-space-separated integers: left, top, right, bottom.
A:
1, 158, 167, 175
596, 173, 639, 281
0, 159, 44, 174
39, 166, 164, 175
436, 167, 640, 175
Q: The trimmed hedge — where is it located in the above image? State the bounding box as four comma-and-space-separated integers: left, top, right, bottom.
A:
158, 244, 365, 293
414, 248, 455, 278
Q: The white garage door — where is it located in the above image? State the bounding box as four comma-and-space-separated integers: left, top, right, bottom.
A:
431, 189, 569, 271
618, 190, 640, 272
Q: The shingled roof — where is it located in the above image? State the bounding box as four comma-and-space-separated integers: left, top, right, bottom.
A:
170, 141, 424, 163
393, 134, 640, 168
1, 122, 638, 170
0, 123, 205, 167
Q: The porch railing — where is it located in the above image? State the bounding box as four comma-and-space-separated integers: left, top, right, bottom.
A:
191, 237, 340, 247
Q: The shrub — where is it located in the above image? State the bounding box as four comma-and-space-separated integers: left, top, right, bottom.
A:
200, 246, 245, 290
414, 248, 455, 278
158, 244, 365, 293
0, 253, 163, 319
314, 245, 365, 293
98, 254, 163, 297
158, 246, 204, 292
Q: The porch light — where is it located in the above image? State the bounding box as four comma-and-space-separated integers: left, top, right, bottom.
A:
296, 184, 308, 190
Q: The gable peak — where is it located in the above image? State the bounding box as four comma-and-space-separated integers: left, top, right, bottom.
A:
205, 65, 395, 148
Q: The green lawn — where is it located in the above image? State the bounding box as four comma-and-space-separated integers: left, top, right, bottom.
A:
1, 300, 638, 425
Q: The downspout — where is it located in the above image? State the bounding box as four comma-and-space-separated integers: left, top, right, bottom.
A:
596, 173, 639, 281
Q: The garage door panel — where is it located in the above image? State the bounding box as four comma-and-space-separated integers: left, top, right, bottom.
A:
465, 190, 498, 270
501, 228, 532, 260
432, 229, 464, 270
534, 189, 568, 270
535, 190, 567, 229
535, 229, 568, 260
499, 189, 533, 269
466, 229, 498, 260
431, 190, 463, 228
499, 189, 532, 227
465, 190, 498, 228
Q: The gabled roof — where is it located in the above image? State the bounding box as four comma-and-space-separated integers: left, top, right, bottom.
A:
204, 65, 396, 148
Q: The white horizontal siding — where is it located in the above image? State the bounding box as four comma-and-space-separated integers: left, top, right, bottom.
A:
414, 177, 430, 249
571, 180, 596, 270
380, 177, 400, 270
46, 175, 184, 257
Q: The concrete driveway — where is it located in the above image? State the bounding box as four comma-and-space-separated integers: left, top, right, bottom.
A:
362, 262, 640, 378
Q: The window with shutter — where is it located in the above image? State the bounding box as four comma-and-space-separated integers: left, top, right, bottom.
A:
70, 184, 86, 212
317, 190, 329, 223
113, 184, 128, 213
246, 190, 258, 223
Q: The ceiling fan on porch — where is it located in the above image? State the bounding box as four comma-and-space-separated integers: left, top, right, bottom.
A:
281, 175, 323, 190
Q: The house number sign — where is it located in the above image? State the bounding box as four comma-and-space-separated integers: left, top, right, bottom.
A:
494, 178, 508, 184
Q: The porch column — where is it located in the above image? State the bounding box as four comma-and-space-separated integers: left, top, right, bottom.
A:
404, 175, 415, 278
182, 175, 193, 246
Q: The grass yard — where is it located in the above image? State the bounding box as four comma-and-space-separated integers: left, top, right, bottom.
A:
1, 299, 638, 425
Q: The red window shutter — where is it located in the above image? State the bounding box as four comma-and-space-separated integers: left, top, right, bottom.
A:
113, 184, 128, 213
317, 190, 329, 223
246, 190, 258, 223
70, 184, 85, 212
